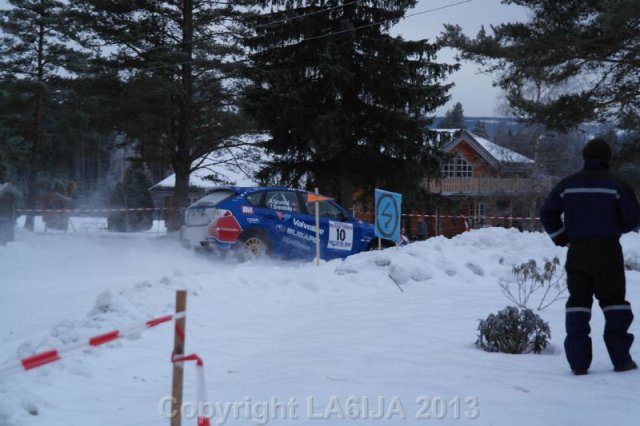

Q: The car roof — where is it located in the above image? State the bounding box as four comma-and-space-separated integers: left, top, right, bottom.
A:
211, 186, 309, 194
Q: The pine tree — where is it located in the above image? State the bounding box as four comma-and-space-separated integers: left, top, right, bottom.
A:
441, 0, 640, 131
439, 102, 466, 129
0, 0, 88, 230
242, 0, 457, 205
70, 0, 251, 231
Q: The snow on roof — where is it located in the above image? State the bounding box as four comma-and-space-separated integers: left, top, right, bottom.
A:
150, 133, 270, 191
437, 129, 534, 165
0, 183, 22, 198
470, 132, 534, 164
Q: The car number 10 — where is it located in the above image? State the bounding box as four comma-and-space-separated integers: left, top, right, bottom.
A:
329, 222, 353, 251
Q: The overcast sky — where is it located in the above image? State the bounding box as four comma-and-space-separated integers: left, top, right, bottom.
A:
392, 0, 530, 117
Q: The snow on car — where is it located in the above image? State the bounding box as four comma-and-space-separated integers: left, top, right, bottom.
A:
180, 187, 390, 260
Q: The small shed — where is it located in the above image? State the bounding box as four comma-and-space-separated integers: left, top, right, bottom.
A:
0, 183, 23, 245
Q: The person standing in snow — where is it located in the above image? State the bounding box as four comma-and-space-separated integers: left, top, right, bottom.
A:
417, 217, 429, 240
540, 137, 640, 375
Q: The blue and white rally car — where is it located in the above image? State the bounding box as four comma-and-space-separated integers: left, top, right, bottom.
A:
180, 187, 397, 260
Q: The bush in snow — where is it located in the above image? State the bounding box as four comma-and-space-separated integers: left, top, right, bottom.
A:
476, 306, 550, 354
625, 252, 640, 272
499, 257, 566, 311
107, 162, 154, 232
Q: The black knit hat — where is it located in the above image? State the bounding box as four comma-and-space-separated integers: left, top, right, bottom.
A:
583, 138, 612, 163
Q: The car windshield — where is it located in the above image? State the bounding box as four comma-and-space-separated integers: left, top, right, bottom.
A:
192, 189, 235, 207
305, 199, 348, 220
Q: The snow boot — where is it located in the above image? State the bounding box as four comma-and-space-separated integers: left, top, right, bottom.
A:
614, 360, 638, 373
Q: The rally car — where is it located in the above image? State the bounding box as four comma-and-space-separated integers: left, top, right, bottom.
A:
179, 186, 398, 261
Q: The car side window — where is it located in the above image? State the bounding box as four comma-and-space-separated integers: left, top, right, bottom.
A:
245, 192, 263, 207
265, 191, 301, 213
305, 200, 347, 220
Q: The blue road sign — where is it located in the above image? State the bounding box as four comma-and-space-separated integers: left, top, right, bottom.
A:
374, 189, 402, 242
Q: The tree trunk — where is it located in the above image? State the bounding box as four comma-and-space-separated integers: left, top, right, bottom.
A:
339, 178, 354, 213
24, 18, 46, 231
529, 125, 543, 231
166, 0, 194, 232
168, 161, 190, 232
24, 98, 42, 231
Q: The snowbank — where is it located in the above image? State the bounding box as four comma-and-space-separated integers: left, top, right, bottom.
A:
1, 227, 639, 425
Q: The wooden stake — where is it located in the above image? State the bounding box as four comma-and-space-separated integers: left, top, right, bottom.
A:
170, 290, 187, 426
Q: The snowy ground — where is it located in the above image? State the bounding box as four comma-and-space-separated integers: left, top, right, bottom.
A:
1, 218, 640, 426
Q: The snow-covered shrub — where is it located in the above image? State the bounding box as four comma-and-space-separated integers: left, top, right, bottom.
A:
499, 257, 566, 311
476, 306, 550, 354
625, 251, 640, 272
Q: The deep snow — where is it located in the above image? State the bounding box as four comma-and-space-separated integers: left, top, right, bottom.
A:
1, 220, 640, 426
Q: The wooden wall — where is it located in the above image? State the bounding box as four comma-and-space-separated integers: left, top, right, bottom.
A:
454, 140, 495, 177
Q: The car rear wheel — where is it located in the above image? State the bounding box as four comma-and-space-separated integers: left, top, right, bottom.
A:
238, 231, 270, 260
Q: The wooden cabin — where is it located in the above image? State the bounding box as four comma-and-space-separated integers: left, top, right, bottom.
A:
422, 130, 548, 237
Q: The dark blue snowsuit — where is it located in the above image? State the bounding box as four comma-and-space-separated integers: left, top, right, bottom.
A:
540, 159, 640, 373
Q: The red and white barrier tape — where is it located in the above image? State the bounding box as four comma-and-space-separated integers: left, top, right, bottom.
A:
0, 312, 186, 379
172, 354, 210, 426
17, 207, 183, 213
17, 208, 540, 223
17, 207, 540, 221
362, 212, 541, 221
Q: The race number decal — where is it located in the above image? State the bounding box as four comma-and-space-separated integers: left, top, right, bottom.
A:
328, 221, 353, 251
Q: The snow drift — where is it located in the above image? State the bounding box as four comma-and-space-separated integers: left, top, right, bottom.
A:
1, 224, 639, 425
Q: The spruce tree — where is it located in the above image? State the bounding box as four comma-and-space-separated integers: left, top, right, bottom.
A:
242, 0, 457, 205
472, 120, 489, 138
70, 0, 250, 231
0, 0, 88, 230
441, 0, 640, 131
439, 102, 466, 129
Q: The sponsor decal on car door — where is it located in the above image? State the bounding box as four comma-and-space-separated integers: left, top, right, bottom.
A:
263, 190, 316, 255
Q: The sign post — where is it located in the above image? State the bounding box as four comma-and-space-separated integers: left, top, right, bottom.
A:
374, 188, 402, 244
374, 188, 404, 293
306, 190, 331, 266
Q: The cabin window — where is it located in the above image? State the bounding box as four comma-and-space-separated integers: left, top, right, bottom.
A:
442, 155, 473, 178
